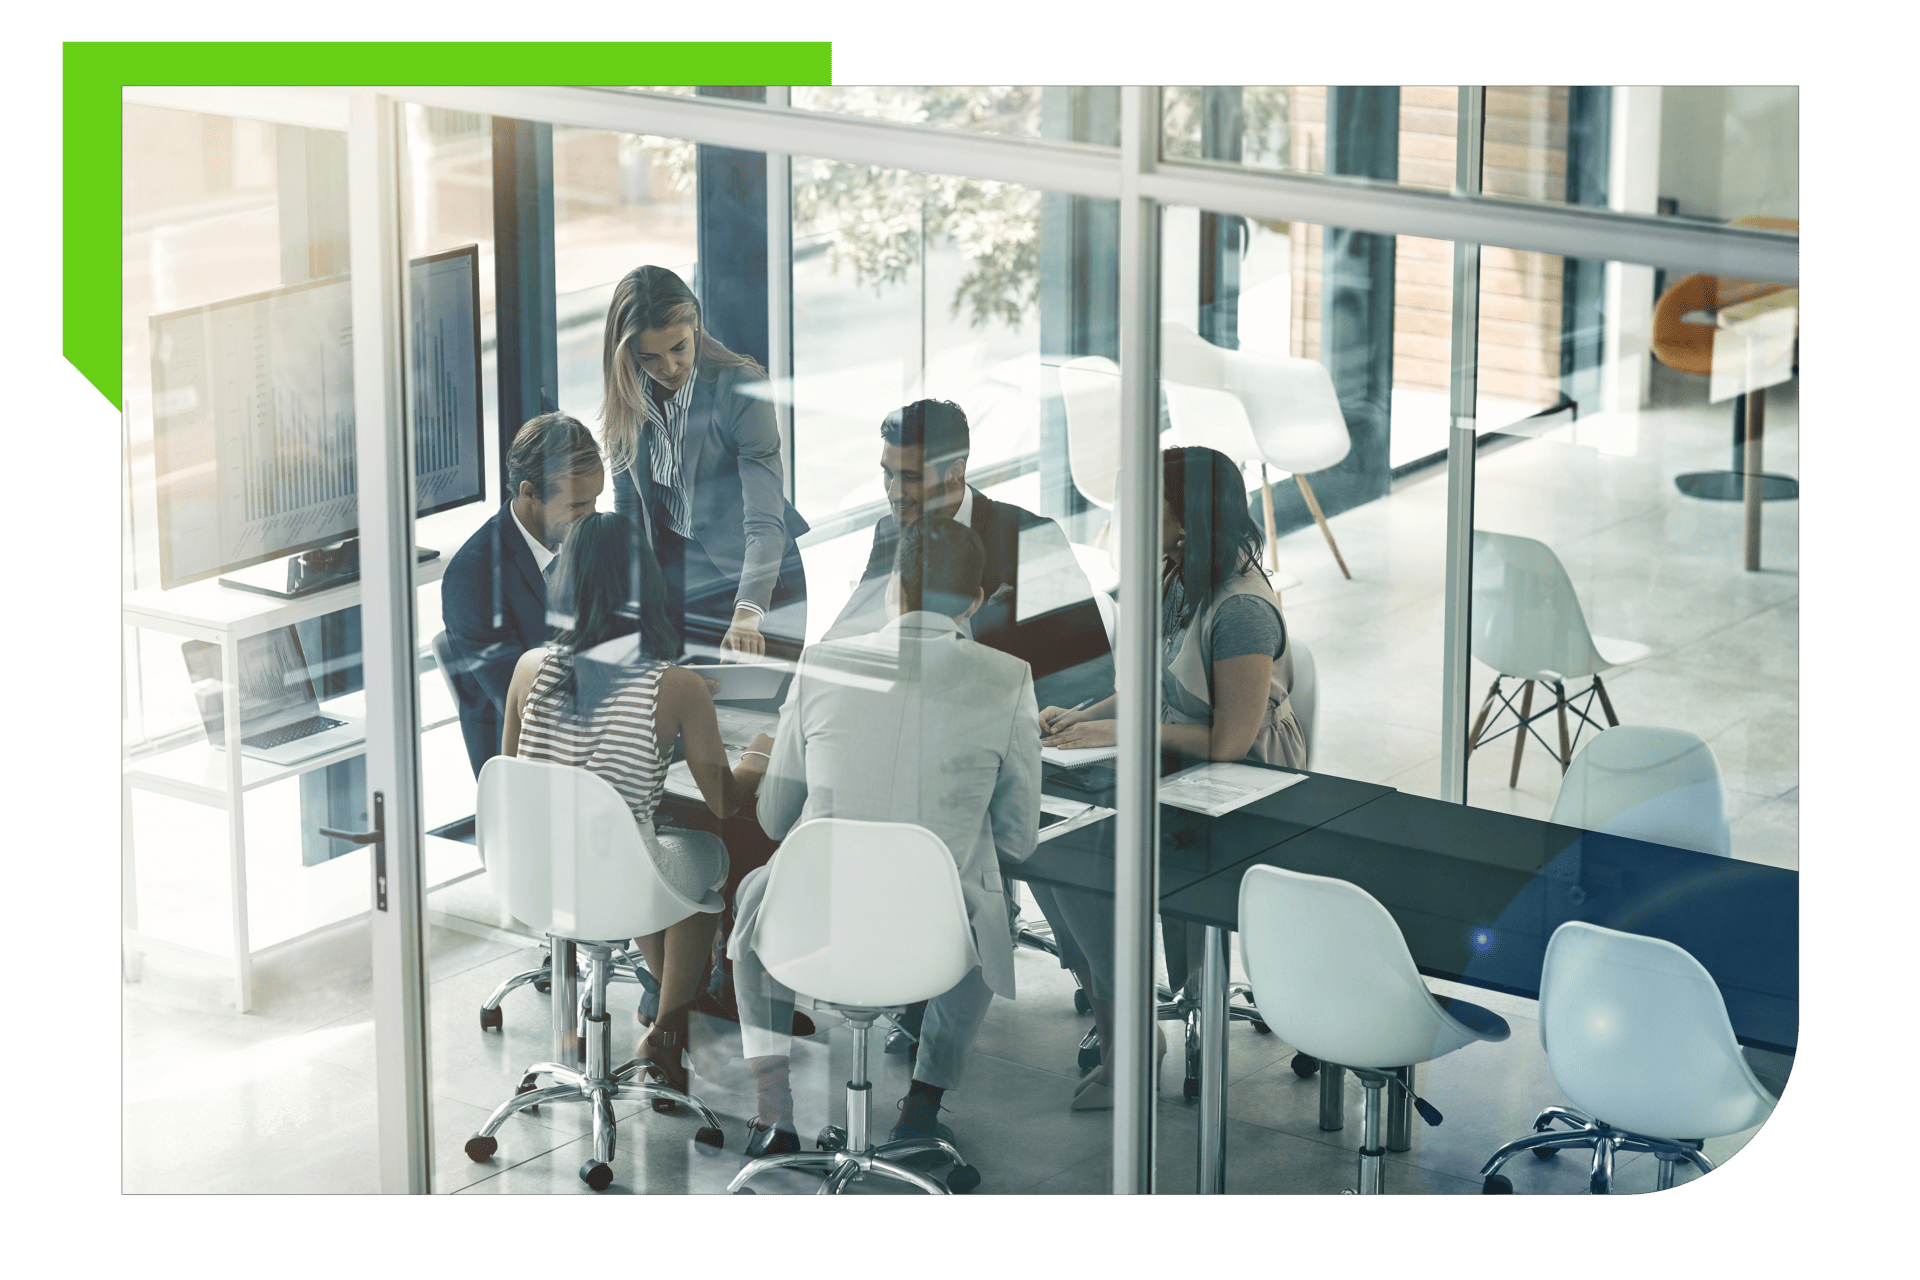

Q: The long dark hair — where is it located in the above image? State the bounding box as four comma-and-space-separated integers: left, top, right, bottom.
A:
1163, 446, 1266, 629
600, 265, 763, 474
545, 512, 678, 716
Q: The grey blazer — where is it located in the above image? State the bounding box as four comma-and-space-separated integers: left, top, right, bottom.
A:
751, 612, 1043, 1001
613, 362, 807, 612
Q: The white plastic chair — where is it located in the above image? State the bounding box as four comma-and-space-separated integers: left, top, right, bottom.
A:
1468, 530, 1652, 786
1550, 726, 1731, 858
1239, 864, 1511, 1193
1480, 921, 1777, 1193
1289, 636, 1317, 768
462, 756, 726, 1191
729, 818, 983, 1195
1162, 320, 1354, 579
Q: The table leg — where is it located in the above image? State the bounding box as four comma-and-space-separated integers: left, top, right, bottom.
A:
1743, 385, 1765, 571
1197, 925, 1229, 1194
1387, 1064, 1415, 1152
122, 775, 142, 984
551, 938, 581, 1066
1320, 1062, 1345, 1130
221, 634, 254, 1014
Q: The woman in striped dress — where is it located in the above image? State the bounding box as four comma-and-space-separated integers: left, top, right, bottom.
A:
501, 512, 775, 1095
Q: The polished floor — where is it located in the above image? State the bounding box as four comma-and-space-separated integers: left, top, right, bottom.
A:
122, 365, 1795, 1194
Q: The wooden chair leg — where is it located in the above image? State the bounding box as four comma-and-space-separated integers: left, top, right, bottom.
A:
1295, 474, 1351, 580
1260, 465, 1279, 572
1466, 678, 1501, 754
1554, 682, 1572, 774
1509, 680, 1535, 788
1592, 675, 1619, 727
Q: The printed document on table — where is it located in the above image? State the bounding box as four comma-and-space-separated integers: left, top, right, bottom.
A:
1158, 762, 1308, 817
1036, 792, 1116, 843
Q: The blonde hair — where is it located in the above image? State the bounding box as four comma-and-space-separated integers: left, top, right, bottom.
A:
599, 265, 763, 474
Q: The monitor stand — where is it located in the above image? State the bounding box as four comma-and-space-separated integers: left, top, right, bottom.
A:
219, 538, 442, 599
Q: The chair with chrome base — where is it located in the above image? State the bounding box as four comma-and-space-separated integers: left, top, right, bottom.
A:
461, 757, 727, 1190
1480, 921, 1776, 1194
730, 818, 983, 1195
1239, 864, 1511, 1193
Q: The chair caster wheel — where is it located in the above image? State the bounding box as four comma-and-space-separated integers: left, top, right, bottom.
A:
1533, 1146, 1559, 1160
1073, 989, 1092, 1015
1482, 1174, 1512, 1194
734, 1186, 757, 1194
1251, 1020, 1271, 1035
464, 1135, 497, 1162
694, 1126, 724, 1153
651, 1097, 680, 1115
816, 1126, 846, 1152
516, 1074, 540, 1113
1290, 1053, 1319, 1078
479, 1005, 503, 1032
946, 1163, 981, 1194
1590, 1177, 1610, 1195
1182, 1076, 1200, 1101
579, 1160, 613, 1191
534, 979, 551, 995
1077, 1041, 1102, 1073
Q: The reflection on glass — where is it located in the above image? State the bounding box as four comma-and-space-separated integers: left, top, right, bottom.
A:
791, 86, 1044, 138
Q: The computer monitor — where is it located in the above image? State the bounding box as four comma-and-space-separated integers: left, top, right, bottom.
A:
150, 244, 487, 590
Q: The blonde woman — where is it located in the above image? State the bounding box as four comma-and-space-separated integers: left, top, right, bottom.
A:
600, 265, 808, 663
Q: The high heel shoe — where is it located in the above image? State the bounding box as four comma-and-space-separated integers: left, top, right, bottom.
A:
743, 1120, 800, 1158
637, 1014, 692, 1113
1071, 1027, 1166, 1110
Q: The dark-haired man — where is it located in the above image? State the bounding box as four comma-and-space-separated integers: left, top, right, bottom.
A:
823, 399, 1110, 697
732, 517, 1041, 1161
441, 412, 604, 775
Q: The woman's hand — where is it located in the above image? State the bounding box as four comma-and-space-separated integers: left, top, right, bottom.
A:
720, 608, 765, 662
746, 732, 775, 758
1040, 718, 1117, 751
1038, 705, 1089, 735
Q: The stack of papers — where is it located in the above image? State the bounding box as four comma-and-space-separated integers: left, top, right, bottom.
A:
1037, 792, 1116, 843
1041, 744, 1118, 767
1158, 762, 1308, 817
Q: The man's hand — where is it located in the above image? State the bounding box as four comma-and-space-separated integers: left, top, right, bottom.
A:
720, 608, 766, 662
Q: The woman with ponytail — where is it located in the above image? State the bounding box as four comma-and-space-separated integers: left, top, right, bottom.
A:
600, 265, 808, 663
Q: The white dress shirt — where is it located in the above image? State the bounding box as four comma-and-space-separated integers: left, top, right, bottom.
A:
509, 502, 556, 575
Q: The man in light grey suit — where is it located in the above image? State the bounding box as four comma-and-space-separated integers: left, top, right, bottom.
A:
728, 518, 1042, 1157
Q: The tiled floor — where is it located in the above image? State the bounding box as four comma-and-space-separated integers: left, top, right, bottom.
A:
122, 366, 1795, 1194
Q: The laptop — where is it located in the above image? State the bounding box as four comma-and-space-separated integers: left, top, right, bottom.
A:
182, 627, 366, 766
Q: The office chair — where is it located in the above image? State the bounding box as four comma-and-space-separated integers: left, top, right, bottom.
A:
430, 630, 653, 1038
1550, 726, 1732, 858
1240, 863, 1511, 1193
461, 757, 727, 1190
1467, 531, 1651, 786
1481, 921, 1776, 1193
730, 818, 984, 1195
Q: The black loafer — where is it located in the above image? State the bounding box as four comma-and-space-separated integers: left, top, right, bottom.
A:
744, 1121, 801, 1158
884, 1028, 919, 1058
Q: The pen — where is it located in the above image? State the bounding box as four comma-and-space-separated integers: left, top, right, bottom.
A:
1042, 696, 1099, 734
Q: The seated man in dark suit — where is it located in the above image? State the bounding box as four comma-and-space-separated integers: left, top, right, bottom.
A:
824, 398, 1112, 1053
441, 412, 605, 776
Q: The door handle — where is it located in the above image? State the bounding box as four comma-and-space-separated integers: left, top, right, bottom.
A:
319, 791, 387, 911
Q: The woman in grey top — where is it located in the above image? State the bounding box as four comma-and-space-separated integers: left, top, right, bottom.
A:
1029, 446, 1305, 1108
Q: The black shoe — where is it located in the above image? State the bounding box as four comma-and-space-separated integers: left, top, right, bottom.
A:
744, 1121, 801, 1158
884, 1027, 919, 1058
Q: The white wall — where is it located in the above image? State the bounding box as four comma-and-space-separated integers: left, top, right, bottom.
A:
1658, 86, 1799, 221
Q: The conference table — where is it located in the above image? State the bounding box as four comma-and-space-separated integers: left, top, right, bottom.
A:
1006, 759, 1800, 1194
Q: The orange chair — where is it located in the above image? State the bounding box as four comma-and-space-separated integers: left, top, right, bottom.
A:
1651, 217, 1799, 509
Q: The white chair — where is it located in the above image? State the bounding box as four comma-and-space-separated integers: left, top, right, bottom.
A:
1480, 921, 1777, 1193
1162, 320, 1354, 579
729, 818, 984, 1195
1468, 530, 1652, 786
1239, 864, 1512, 1193
1550, 727, 1732, 858
1289, 636, 1317, 768
461, 757, 727, 1191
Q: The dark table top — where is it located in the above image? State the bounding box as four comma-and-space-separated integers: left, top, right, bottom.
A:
1159, 789, 1799, 1054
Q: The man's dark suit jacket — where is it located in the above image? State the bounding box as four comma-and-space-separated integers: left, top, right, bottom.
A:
441, 501, 550, 776
823, 489, 1110, 693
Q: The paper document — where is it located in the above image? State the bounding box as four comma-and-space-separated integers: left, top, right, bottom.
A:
1036, 792, 1116, 843
1158, 762, 1308, 817
1041, 744, 1118, 767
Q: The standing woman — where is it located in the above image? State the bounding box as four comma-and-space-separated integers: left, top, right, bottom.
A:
1029, 444, 1307, 1107
601, 265, 809, 662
